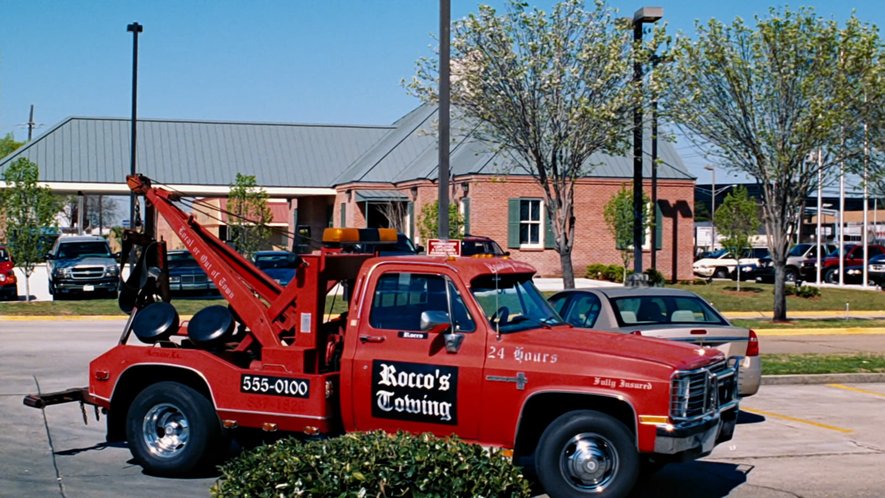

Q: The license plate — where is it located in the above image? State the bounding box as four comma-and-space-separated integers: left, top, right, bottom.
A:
83, 285, 95, 292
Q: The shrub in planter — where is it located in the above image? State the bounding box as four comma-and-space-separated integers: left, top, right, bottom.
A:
211, 431, 531, 498
585, 263, 609, 280
784, 284, 820, 298
604, 264, 625, 283
643, 268, 665, 287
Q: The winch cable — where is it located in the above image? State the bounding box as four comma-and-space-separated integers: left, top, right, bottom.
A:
32, 376, 67, 498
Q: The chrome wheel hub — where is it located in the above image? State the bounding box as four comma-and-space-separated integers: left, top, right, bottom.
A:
143, 402, 189, 458
560, 432, 618, 492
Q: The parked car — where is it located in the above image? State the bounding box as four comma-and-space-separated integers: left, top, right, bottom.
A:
352, 232, 422, 256
829, 253, 885, 288
46, 235, 119, 299
693, 247, 769, 279
0, 245, 17, 301
166, 250, 216, 295
749, 243, 837, 283
548, 287, 760, 397
868, 254, 885, 288
460, 235, 508, 257
252, 250, 299, 286
799, 244, 885, 283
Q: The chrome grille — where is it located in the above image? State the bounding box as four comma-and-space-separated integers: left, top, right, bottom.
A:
670, 359, 739, 422
70, 266, 105, 279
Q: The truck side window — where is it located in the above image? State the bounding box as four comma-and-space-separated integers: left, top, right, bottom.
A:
369, 273, 475, 332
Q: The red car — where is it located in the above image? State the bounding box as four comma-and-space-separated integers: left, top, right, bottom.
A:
800, 244, 885, 283
0, 245, 17, 301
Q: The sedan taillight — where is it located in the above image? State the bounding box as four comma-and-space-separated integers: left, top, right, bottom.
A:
746, 329, 759, 356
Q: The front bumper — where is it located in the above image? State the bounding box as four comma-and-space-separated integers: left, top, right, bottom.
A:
654, 406, 738, 461
53, 278, 118, 294
693, 267, 714, 278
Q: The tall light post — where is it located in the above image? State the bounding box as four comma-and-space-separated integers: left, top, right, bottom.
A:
437, 0, 450, 240
631, 6, 663, 275
704, 165, 716, 251
127, 22, 143, 230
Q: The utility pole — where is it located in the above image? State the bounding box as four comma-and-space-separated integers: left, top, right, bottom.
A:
27, 105, 36, 141
437, 0, 450, 240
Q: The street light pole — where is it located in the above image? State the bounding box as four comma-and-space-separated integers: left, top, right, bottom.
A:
437, 0, 450, 240
704, 165, 716, 251
127, 22, 143, 230
631, 7, 662, 276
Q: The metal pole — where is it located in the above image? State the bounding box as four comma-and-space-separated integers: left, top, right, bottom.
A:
816, 149, 822, 285
650, 61, 658, 271
631, 19, 644, 274
437, 0, 450, 240
27, 105, 35, 141
839, 137, 845, 285
862, 108, 869, 287
127, 22, 143, 230
705, 165, 716, 252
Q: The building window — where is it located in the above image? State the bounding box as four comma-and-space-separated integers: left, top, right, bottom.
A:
519, 199, 542, 247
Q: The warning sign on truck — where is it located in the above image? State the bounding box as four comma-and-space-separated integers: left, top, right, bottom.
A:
426, 239, 461, 257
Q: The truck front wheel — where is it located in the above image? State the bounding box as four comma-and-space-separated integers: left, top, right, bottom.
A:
126, 381, 221, 475
535, 410, 638, 498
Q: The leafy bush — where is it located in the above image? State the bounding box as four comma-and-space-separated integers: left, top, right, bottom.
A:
585, 263, 609, 280
643, 268, 665, 286
211, 431, 531, 498
784, 284, 820, 298
603, 264, 625, 283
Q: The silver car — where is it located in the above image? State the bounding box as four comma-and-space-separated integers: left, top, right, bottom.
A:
549, 287, 760, 397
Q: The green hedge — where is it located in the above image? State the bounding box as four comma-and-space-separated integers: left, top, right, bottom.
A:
211, 431, 531, 497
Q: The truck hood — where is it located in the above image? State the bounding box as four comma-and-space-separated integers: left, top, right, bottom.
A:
514, 325, 722, 371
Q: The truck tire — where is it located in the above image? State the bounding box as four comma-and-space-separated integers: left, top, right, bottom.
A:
535, 410, 638, 498
126, 381, 221, 476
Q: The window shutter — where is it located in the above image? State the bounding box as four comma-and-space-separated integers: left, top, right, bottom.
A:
340, 203, 346, 227
655, 202, 663, 250
507, 199, 520, 249
544, 209, 555, 249
408, 201, 415, 239
462, 198, 470, 235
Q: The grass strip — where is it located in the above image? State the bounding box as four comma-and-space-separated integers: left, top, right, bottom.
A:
762, 353, 885, 375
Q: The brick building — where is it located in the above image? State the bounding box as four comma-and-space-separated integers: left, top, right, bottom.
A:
0, 104, 697, 280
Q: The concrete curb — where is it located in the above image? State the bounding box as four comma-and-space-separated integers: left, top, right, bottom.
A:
762, 373, 885, 385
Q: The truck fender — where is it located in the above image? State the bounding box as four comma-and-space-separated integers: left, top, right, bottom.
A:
512, 390, 637, 463
106, 364, 214, 442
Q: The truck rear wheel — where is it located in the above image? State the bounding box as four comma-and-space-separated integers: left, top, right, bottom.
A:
535, 410, 638, 498
126, 381, 221, 475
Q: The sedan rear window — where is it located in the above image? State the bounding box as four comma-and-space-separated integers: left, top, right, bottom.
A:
611, 296, 728, 327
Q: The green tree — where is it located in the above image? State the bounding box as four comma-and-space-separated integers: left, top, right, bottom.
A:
663, 8, 881, 320
714, 186, 761, 290
0, 158, 59, 301
408, 0, 665, 288
227, 173, 272, 260
603, 186, 651, 281
418, 200, 464, 241
0, 132, 23, 158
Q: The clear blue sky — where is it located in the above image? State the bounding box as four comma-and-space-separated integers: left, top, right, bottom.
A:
1, 0, 881, 184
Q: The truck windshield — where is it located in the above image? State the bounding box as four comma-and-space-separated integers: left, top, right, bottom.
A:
471, 274, 564, 332
57, 242, 112, 259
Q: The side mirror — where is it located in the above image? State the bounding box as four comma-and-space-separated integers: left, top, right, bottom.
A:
420, 310, 463, 354
415, 244, 425, 254
420, 310, 450, 334
113, 252, 122, 262
44, 253, 54, 260
502, 251, 511, 257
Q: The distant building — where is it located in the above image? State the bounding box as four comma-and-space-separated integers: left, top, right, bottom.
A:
1, 105, 699, 280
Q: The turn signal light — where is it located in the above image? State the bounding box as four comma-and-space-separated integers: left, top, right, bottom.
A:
322, 227, 397, 244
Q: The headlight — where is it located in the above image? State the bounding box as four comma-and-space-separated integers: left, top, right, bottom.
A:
847, 269, 861, 276
871, 265, 885, 272
55, 268, 72, 278
104, 265, 119, 277
670, 376, 692, 419
0, 274, 6, 282
169, 276, 181, 283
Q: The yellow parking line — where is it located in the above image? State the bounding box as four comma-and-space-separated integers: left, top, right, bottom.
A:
826, 384, 885, 398
741, 407, 853, 434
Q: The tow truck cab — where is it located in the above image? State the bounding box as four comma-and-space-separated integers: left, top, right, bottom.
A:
26, 176, 739, 498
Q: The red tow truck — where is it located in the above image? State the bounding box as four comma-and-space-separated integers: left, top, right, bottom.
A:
25, 175, 740, 498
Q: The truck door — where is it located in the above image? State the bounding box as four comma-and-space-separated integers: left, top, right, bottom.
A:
349, 269, 484, 439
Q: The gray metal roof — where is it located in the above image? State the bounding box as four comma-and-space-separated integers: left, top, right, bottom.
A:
354, 189, 408, 201
0, 117, 392, 188
337, 104, 694, 184
0, 106, 693, 192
